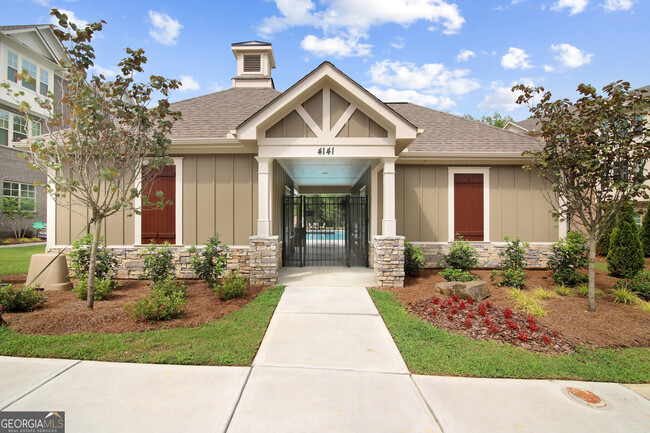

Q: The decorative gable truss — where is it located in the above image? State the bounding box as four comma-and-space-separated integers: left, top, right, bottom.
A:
236, 62, 419, 156
264, 88, 389, 143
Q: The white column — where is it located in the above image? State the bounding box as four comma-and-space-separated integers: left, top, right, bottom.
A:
382, 157, 397, 236
256, 157, 272, 237
370, 166, 379, 238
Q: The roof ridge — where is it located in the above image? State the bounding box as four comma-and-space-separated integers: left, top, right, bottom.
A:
170, 87, 280, 106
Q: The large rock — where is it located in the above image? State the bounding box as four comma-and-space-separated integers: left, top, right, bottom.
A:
436, 280, 490, 301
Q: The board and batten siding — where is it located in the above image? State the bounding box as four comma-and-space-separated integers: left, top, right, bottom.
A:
395, 164, 558, 243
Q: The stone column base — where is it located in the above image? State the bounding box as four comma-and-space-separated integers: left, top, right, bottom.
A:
249, 235, 280, 286
373, 236, 405, 287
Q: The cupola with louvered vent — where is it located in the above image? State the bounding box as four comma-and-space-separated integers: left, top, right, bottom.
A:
231, 41, 276, 89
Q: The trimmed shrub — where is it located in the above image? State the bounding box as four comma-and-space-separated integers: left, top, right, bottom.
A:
607, 204, 644, 278
188, 234, 229, 288
439, 268, 478, 282
443, 236, 478, 271
640, 202, 650, 257
490, 235, 528, 288
125, 277, 188, 321
548, 231, 588, 286
68, 234, 118, 280
0, 284, 47, 312
139, 241, 176, 283
217, 273, 249, 300
404, 240, 425, 277
73, 278, 118, 300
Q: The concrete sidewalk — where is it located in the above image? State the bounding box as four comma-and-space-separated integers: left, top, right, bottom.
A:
1, 268, 649, 432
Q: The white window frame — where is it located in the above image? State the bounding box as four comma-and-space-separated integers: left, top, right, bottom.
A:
2, 181, 36, 209
21, 58, 37, 92
134, 157, 183, 246
447, 167, 490, 242
39, 68, 49, 96
0, 109, 8, 146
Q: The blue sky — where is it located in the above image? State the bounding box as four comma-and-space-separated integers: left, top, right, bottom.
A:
4, 0, 649, 120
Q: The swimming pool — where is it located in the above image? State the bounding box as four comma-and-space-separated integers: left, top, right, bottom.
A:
306, 230, 345, 241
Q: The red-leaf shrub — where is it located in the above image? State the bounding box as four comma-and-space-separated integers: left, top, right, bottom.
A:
504, 308, 513, 319
488, 324, 498, 333
432, 297, 440, 305
458, 300, 467, 310
542, 335, 552, 345
506, 319, 519, 331
478, 304, 487, 316
464, 318, 472, 329
518, 332, 529, 341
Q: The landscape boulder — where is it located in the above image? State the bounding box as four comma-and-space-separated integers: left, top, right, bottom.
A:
436, 280, 490, 301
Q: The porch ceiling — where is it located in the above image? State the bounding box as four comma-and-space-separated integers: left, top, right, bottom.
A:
279, 158, 372, 187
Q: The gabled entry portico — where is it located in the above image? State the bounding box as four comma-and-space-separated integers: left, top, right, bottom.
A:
236, 62, 420, 287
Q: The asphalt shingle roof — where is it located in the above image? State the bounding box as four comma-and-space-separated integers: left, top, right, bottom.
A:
168, 87, 543, 153
387, 102, 543, 153
169, 87, 281, 139
513, 117, 541, 132
0, 24, 48, 32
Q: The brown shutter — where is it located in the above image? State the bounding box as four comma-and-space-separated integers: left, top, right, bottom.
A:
141, 165, 175, 244
454, 173, 484, 241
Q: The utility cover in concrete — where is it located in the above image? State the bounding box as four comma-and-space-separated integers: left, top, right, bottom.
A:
414, 376, 650, 433
254, 313, 409, 373
227, 366, 441, 433
0, 356, 78, 410
275, 286, 378, 315
5, 361, 250, 433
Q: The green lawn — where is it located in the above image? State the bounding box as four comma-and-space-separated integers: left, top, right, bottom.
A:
595, 261, 608, 272
370, 289, 650, 383
0, 245, 46, 276
0, 286, 284, 365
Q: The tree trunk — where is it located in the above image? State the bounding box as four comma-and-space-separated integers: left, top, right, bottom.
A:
588, 233, 597, 312
86, 219, 102, 309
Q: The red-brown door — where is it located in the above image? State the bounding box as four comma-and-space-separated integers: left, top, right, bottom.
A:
142, 165, 175, 244
454, 173, 483, 241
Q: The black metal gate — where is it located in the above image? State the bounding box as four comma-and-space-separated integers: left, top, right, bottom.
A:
282, 195, 368, 267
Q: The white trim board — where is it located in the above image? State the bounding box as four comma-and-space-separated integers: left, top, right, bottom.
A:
447, 167, 490, 242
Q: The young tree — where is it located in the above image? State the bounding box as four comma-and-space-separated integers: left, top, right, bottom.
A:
514, 81, 650, 311
2, 10, 181, 308
0, 197, 37, 239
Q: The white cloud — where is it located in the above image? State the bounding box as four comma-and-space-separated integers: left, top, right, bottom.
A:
33, 0, 50, 6
301, 35, 372, 58
457, 49, 475, 62
90, 64, 117, 78
500, 47, 533, 70
603, 0, 634, 11
543, 64, 555, 72
49, 9, 89, 28
551, 0, 589, 15
259, 0, 465, 38
369, 59, 480, 95
148, 11, 182, 46
178, 75, 200, 92
391, 37, 405, 49
367, 86, 456, 109
550, 43, 593, 68
478, 79, 534, 112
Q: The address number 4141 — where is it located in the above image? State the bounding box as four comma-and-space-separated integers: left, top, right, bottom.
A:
317, 147, 335, 155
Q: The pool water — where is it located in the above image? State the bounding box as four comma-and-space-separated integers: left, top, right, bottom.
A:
306, 230, 345, 241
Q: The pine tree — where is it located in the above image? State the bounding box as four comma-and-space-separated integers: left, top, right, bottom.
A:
640, 202, 650, 257
607, 204, 644, 278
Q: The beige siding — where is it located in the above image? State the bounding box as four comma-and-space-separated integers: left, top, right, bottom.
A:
395, 165, 447, 242
395, 164, 557, 243
183, 154, 259, 246
336, 109, 388, 138
330, 90, 349, 129
302, 90, 323, 130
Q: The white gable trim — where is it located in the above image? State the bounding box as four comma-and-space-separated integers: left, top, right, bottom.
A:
236, 62, 418, 142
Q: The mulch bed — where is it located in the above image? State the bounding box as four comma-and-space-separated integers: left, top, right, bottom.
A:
380, 258, 650, 351
410, 296, 574, 354
1, 274, 265, 335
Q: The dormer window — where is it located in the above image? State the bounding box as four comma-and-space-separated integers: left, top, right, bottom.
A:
7, 51, 18, 83
243, 55, 261, 73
